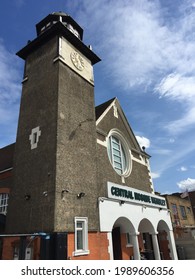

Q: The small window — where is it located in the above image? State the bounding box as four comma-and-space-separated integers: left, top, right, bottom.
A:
180, 205, 187, 219
41, 26, 46, 32
126, 233, 133, 247
67, 24, 80, 38
46, 22, 51, 28
0, 193, 9, 215
171, 203, 180, 226
74, 217, 89, 256
33, 132, 38, 144
187, 207, 191, 214
107, 130, 132, 177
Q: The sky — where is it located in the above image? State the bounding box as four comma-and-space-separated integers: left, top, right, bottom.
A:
0, 0, 195, 194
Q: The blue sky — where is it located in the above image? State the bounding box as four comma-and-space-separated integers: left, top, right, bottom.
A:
0, 0, 195, 194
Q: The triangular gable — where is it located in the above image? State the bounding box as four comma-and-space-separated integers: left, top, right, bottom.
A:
95, 97, 116, 121
95, 98, 150, 157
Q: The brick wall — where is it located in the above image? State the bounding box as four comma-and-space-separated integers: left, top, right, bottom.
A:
121, 233, 134, 260
68, 232, 110, 260
1, 236, 41, 260
1, 237, 18, 259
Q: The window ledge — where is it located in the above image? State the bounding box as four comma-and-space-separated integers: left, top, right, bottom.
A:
126, 244, 133, 248
73, 250, 90, 257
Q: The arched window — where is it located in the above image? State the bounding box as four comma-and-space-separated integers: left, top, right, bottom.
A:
109, 136, 126, 175
107, 130, 132, 177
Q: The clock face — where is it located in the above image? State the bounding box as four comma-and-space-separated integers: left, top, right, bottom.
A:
70, 51, 84, 71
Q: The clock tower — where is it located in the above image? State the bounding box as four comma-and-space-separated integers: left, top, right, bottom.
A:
6, 12, 101, 235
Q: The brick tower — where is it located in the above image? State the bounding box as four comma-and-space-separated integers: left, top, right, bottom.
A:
6, 12, 100, 236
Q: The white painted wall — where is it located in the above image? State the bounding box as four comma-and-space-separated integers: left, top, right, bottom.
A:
99, 198, 173, 233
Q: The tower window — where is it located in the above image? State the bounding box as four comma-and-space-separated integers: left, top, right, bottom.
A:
33, 132, 38, 144
29, 126, 41, 149
67, 24, 80, 39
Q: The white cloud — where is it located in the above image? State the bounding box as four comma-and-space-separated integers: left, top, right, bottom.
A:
78, 0, 172, 87
156, 73, 195, 102
165, 107, 195, 135
151, 139, 195, 176
77, 0, 195, 139
151, 172, 160, 179
136, 135, 150, 149
0, 41, 21, 104
79, 0, 195, 91
76, 0, 195, 183
155, 72, 195, 134
178, 166, 187, 172
0, 40, 21, 147
151, 148, 171, 155
177, 178, 195, 191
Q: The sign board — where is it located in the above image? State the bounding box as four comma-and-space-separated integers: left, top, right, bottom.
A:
107, 182, 167, 209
